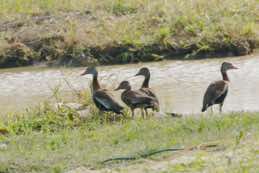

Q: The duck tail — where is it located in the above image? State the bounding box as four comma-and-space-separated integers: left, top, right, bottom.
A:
115, 109, 123, 115
201, 105, 207, 112
114, 104, 124, 114
154, 105, 159, 112
151, 101, 159, 112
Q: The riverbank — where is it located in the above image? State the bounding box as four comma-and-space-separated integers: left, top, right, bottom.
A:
0, 100, 258, 172
0, 0, 258, 68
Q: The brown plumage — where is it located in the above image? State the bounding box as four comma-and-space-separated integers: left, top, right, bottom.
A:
202, 62, 238, 113
115, 81, 159, 118
81, 67, 124, 115
135, 67, 160, 112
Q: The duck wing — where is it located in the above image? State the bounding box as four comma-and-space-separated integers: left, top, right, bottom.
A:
140, 88, 159, 102
93, 90, 123, 113
123, 90, 155, 106
202, 80, 228, 108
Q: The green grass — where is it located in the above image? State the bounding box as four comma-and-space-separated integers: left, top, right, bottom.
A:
0, 0, 258, 67
0, 98, 259, 172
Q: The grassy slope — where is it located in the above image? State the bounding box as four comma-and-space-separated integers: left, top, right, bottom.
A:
0, 0, 259, 67
0, 101, 259, 172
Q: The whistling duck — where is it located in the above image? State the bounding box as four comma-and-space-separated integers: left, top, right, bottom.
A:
135, 67, 160, 113
81, 67, 124, 114
202, 62, 238, 113
115, 81, 159, 118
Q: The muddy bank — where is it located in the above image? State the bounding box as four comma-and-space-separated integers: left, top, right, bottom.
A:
0, 36, 256, 68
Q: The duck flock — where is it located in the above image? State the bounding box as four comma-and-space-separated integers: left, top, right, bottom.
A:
81, 62, 238, 118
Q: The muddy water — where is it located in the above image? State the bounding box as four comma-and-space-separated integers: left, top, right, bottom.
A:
0, 54, 259, 114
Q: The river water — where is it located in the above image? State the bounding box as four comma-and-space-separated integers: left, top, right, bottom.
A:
0, 54, 258, 114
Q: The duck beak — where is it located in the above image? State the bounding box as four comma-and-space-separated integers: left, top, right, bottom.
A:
114, 85, 121, 91
115, 84, 124, 91
80, 70, 87, 76
114, 87, 120, 91
231, 65, 238, 69
134, 72, 140, 76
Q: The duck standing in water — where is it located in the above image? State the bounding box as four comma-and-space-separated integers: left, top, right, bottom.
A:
81, 67, 124, 115
115, 81, 159, 118
202, 62, 238, 113
135, 67, 160, 113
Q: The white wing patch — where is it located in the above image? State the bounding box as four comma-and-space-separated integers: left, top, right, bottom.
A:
95, 97, 112, 109
214, 82, 228, 101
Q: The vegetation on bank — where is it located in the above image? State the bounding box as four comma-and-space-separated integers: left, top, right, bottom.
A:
0, 0, 258, 68
0, 95, 259, 172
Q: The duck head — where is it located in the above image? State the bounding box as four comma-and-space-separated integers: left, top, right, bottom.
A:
135, 67, 150, 77
115, 81, 131, 91
221, 62, 238, 73
81, 66, 98, 76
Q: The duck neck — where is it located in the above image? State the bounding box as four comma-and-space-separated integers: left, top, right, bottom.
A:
142, 73, 150, 88
92, 74, 101, 91
122, 86, 131, 95
221, 70, 229, 81
125, 86, 131, 91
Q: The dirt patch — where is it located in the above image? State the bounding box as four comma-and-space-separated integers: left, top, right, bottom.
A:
0, 38, 256, 68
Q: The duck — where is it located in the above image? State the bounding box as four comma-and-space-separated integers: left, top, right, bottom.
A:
115, 80, 159, 118
202, 62, 238, 113
135, 67, 160, 113
81, 66, 124, 115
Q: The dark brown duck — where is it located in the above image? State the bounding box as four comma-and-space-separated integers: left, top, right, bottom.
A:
135, 67, 159, 112
81, 67, 123, 114
202, 62, 238, 113
115, 81, 159, 118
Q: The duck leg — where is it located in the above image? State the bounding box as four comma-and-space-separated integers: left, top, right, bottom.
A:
121, 111, 126, 119
210, 106, 214, 114
131, 108, 135, 119
141, 109, 145, 119
112, 113, 116, 122
144, 108, 148, 118
219, 103, 223, 113
99, 111, 105, 124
